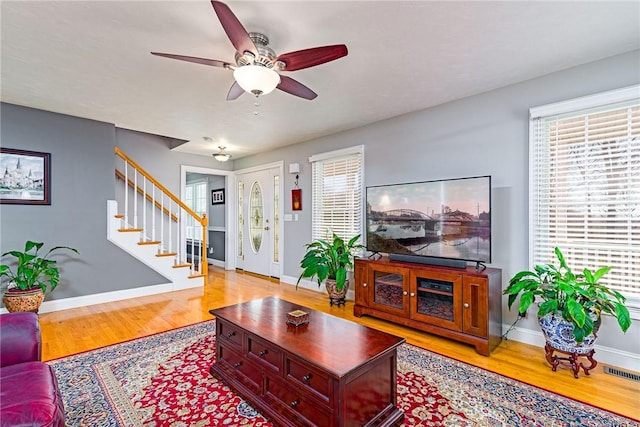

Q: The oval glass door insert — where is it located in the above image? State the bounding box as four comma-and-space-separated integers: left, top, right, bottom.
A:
249, 181, 263, 253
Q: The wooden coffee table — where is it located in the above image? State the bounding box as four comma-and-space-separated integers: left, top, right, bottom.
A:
209, 297, 405, 427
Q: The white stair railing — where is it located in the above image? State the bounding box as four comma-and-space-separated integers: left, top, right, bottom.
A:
114, 147, 208, 278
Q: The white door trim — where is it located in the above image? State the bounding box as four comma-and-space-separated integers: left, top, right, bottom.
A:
180, 165, 235, 270
234, 161, 284, 279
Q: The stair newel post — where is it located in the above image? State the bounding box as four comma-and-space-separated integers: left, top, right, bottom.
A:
160, 192, 165, 253
142, 176, 147, 240
168, 199, 173, 257
124, 159, 129, 228
133, 169, 138, 229
201, 213, 208, 277
151, 184, 156, 244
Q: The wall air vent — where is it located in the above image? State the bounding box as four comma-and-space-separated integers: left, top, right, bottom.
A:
603, 366, 640, 382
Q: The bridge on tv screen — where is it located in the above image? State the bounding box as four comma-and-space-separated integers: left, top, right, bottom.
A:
368, 209, 476, 223
368, 209, 488, 242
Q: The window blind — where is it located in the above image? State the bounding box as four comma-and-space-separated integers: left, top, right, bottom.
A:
310, 146, 364, 243
530, 88, 640, 300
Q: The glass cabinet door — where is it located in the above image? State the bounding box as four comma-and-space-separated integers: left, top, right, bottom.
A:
411, 271, 463, 331
369, 265, 409, 315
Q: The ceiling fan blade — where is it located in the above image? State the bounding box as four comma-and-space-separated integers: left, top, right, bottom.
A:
211, 1, 258, 57
277, 75, 317, 100
151, 52, 232, 69
276, 45, 348, 72
226, 81, 245, 101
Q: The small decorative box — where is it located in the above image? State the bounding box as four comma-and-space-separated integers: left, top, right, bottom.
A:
286, 310, 309, 326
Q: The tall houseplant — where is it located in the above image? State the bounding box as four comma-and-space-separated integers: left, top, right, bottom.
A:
1, 240, 78, 312
504, 247, 631, 344
297, 233, 364, 305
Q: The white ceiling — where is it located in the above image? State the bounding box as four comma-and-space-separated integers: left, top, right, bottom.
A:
2, 1, 639, 160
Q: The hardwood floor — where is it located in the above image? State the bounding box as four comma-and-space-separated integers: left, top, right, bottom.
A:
38, 267, 640, 420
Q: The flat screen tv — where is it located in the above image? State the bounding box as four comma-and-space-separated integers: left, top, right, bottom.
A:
366, 175, 491, 268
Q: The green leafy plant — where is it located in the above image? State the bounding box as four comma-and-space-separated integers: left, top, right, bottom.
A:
503, 247, 631, 342
297, 233, 364, 291
1, 240, 79, 293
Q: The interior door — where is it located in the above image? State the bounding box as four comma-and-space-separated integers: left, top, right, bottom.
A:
237, 169, 274, 277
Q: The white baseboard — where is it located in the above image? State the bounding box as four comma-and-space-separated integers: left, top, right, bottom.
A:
0, 282, 175, 315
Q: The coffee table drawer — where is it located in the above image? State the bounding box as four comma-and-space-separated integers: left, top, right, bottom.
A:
286, 357, 331, 403
247, 335, 282, 373
217, 320, 243, 349
265, 375, 331, 427
218, 343, 261, 393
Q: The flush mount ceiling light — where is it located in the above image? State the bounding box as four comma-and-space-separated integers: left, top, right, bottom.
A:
213, 146, 231, 162
233, 65, 281, 97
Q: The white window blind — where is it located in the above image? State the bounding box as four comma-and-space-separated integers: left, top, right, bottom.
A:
310, 146, 364, 243
530, 85, 640, 302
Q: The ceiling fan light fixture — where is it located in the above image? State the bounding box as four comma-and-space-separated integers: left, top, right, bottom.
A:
213, 146, 231, 162
233, 65, 280, 96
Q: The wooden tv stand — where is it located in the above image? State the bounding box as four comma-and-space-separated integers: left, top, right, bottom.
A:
354, 258, 502, 356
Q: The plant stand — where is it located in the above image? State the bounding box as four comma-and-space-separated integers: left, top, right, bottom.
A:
544, 343, 597, 378
328, 295, 346, 307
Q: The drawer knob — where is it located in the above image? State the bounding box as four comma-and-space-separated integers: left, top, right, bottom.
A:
290, 400, 299, 408
363, 283, 367, 287
226, 331, 236, 338
233, 362, 242, 368
463, 302, 470, 309
302, 374, 312, 382
259, 349, 268, 357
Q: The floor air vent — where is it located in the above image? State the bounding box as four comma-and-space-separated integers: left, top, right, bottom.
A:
603, 366, 640, 382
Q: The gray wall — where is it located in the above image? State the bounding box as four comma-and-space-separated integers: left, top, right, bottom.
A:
234, 49, 640, 354
0, 104, 233, 302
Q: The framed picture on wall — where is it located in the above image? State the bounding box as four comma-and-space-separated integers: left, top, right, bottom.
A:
0, 148, 51, 205
211, 188, 225, 205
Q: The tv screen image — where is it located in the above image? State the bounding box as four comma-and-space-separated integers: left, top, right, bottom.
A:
366, 176, 491, 264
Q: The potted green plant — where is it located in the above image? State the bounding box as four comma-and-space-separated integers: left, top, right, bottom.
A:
297, 233, 364, 306
1, 240, 78, 313
504, 247, 631, 353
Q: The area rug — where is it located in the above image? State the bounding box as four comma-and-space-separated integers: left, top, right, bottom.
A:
48, 320, 639, 427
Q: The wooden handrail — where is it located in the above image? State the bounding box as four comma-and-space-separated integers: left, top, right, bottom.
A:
115, 170, 179, 222
114, 146, 206, 226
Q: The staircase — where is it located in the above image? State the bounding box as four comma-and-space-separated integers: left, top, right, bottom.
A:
108, 147, 207, 290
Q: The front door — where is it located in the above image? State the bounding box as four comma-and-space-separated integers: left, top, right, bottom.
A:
236, 168, 279, 277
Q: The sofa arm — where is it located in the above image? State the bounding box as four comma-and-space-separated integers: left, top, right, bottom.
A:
0, 312, 42, 367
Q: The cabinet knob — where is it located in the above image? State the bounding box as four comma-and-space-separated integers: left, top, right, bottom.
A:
290, 400, 299, 408
363, 283, 367, 287
403, 291, 408, 296
233, 362, 242, 368
259, 349, 268, 357
410, 292, 415, 297
302, 374, 312, 382
463, 302, 470, 309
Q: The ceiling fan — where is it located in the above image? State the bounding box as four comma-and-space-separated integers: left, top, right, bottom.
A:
151, 0, 348, 101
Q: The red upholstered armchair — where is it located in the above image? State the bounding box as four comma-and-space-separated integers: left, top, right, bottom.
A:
0, 312, 65, 426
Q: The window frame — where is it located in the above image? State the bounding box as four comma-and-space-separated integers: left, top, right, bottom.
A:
309, 145, 365, 245
529, 84, 640, 318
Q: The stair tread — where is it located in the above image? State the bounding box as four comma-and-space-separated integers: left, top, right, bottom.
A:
156, 252, 177, 257
118, 228, 143, 232
138, 241, 161, 245
188, 273, 206, 279
173, 263, 192, 269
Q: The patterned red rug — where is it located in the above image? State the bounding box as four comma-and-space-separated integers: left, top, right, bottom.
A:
48, 320, 638, 426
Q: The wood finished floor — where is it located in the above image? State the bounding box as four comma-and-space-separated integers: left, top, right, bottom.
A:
38, 267, 640, 420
